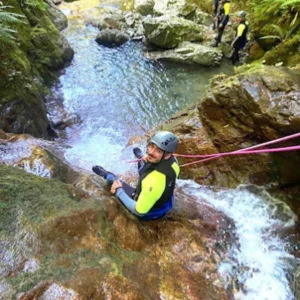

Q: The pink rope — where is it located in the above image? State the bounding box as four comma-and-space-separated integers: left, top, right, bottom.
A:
174, 132, 300, 158
180, 145, 300, 167
126, 133, 300, 167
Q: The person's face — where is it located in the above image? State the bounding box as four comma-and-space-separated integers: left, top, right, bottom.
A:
147, 142, 168, 163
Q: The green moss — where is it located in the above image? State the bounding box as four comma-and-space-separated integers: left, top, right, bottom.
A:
0, 165, 144, 296
0, 166, 86, 230
263, 34, 300, 66
0, 0, 74, 137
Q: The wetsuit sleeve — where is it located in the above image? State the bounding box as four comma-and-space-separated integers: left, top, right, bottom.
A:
135, 170, 166, 214
224, 3, 230, 15
237, 24, 246, 37
115, 188, 144, 216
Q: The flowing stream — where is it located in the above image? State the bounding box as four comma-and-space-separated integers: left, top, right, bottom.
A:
50, 1, 299, 299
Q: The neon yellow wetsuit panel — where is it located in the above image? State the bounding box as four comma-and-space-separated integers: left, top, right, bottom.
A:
135, 162, 180, 214
224, 3, 230, 15
237, 24, 246, 37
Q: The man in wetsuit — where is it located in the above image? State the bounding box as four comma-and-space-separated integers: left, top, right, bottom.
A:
92, 131, 180, 220
231, 11, 248, 65
212, 0, 231, 47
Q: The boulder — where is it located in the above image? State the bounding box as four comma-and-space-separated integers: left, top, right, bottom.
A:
190, 9, 212, 26
134, 0, 155, 16
153, 0, 188, 17
143, 15, 205, 49
97, 12, 126, 30
169, 66, 300, 188
95, 28, 130, 47
0, 0, 74, 138
0, 164, 234, 299
146, 41, 223, 66
44, 0, 68, 31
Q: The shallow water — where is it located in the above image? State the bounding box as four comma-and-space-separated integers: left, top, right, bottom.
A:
54, 5, 233, 173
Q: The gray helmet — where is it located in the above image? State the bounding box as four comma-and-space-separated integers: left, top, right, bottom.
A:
149, 131, 178, 153
238, 10, 246, 18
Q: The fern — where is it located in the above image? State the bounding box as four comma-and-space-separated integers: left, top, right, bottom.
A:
259, 35, 283, 41
259, 21, 300, 41
0, 3, 25, 44
0, 25, 17, 43
0, 11, 26, 23
280, 0, 300, 7
270, 24, 285, 40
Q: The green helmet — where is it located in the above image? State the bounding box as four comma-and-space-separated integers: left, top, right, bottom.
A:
238, 10, 246, 18
149, 131, 178, 153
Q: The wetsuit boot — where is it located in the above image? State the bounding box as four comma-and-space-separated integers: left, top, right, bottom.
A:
92, 165, 117, 185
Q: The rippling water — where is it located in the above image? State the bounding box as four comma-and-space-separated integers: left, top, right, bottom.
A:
55, 9, 233, 172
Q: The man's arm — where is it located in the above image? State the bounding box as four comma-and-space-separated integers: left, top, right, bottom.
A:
112, 171, 166, 216
115, 188, 144, 216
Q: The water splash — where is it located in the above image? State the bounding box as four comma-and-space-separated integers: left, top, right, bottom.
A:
22, 160, 52, 178
178, 180, 298, 300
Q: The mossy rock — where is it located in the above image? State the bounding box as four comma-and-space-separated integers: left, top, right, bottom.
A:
263, 34, 300, 67
0, 0, 73, 137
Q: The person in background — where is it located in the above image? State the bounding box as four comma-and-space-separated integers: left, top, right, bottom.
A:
212, 0, 219, 29
230, 10, 248, 65
212, 0, 231, 47
92, 131, 180, 221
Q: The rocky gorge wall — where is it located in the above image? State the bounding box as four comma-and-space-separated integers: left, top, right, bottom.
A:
0, 0, 73, 138
164, 65, 300, 207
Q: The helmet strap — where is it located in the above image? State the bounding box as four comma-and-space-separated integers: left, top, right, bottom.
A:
160, 151, 166, 163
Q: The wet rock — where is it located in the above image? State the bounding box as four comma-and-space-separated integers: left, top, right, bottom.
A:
153, 0, 188, 17
0, 0, 74, 138
143, 15, 205, 49
146, 41, 223, 66
134, 0, 155, 16
95, 28, 130, 48
97, 12, 126, 30
44, 0, 68, 31
0, 280, 14, 299
0, 97, 50, 139
169, 66, 300, 188
296, 265, 300, 300
1, 165, 234, 299
17, 282, 80, 300
190, 9, 212, 26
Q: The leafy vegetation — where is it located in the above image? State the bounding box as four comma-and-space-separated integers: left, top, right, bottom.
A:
0, 3, 25, 44
249, 0, 300, 24
239, 0, 300, 65
259, 22, 300, 42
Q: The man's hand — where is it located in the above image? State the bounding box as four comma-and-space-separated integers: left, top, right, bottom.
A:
110, 179, 123, 194
141, 154, 150, 162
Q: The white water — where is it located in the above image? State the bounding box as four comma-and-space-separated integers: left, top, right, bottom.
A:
178, 180, 298, 300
